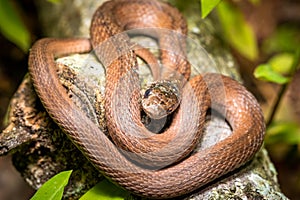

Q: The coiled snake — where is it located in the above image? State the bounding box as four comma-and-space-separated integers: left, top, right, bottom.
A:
28, 0, 265, 198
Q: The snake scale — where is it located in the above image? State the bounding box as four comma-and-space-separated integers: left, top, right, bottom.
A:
28, 0, 265, 198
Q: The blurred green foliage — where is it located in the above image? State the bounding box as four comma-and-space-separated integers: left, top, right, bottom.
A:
0, 0, 30, 52
216, 1, 258, 61
47, 0, 61, 3
201, 0, 259, 60
266, 122, 300, 145
263, 25, 300, 54
255, 27, 300, 145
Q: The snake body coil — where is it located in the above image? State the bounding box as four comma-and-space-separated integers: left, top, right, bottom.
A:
28, 0, 265, 198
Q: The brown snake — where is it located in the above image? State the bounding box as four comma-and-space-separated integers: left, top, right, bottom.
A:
28, 0, 265, 199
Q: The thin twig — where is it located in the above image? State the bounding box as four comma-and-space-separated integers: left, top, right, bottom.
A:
266, 83, 288, 127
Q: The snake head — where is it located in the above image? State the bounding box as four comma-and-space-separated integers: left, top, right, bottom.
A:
141, 81, 181, 119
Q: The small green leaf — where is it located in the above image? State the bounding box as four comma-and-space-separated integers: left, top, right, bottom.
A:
269, 53, 294, 75
30, 170, 72, 200
80, 179, 129, 200
254, 64, 290, 84
217, 1, 258, 60
201, 0, 222, 18
266, 122, 300, 145
0, 0, 30, 52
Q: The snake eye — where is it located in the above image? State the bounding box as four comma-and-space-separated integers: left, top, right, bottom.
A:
144, 89, 152, 98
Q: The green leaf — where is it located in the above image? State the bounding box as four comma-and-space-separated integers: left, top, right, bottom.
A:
80, 179, 130, 200
266, 122, 300, 145
269, 53, 294, 75
0, 0, 30, 52
30, 170, 72, 200
254, 52, 297, 84
217, 1, 258, 60
201, 0, 222, 18
254, 64, 290, 84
